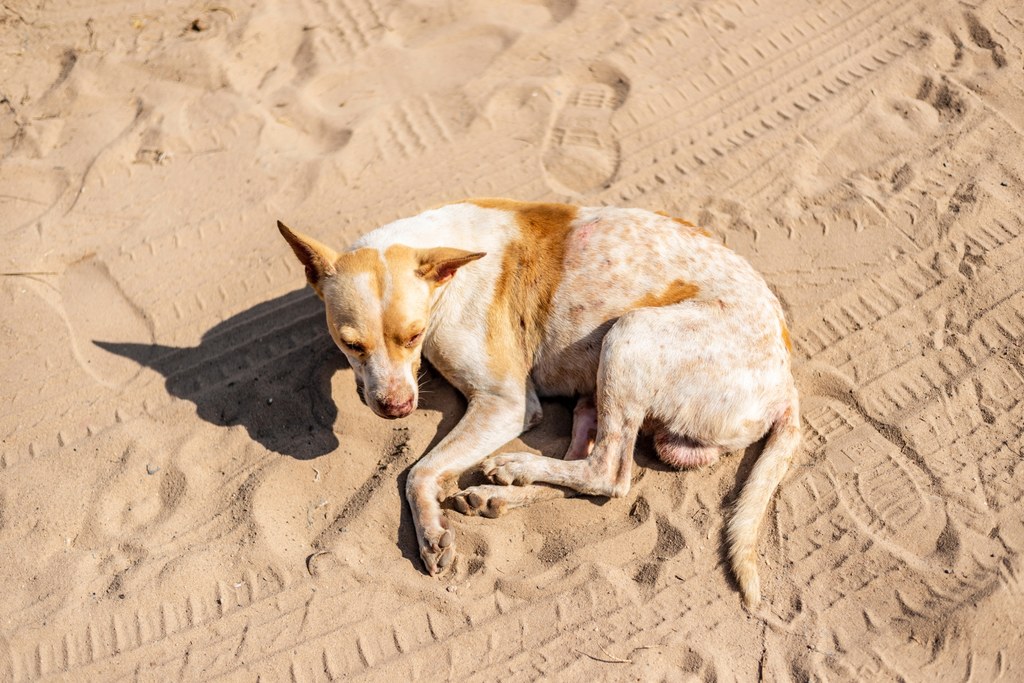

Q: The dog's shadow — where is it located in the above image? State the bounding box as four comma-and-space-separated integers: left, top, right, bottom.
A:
95, 288, 346, 460
95, 287, 470, 569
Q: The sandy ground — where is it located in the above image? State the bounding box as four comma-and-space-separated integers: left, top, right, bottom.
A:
2, 0, 1024, 680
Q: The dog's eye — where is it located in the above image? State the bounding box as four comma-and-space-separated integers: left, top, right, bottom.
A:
404, 332, 424, 348
344, 341, 366, 354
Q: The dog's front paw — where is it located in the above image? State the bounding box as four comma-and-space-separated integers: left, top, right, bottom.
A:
450, 486, 509, 518
482, 453, 537, 486
419, 517, 456, 576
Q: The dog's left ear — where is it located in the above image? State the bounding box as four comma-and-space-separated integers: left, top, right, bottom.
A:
416, 248, 486, 285
277, 220, 339, 298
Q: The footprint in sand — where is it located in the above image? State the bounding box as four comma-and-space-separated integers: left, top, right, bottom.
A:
59, 256, 152, 388
542, 62, 630, 194
807, 401, 946, 560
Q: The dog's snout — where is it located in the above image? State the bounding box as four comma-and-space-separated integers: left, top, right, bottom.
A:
378, 396, 414, 419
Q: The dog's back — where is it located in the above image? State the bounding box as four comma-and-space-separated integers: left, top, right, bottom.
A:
531, 205, 790, 401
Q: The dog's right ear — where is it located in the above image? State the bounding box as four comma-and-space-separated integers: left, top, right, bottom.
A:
277, 220, 338, 298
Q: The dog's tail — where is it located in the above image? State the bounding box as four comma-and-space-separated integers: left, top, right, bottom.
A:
727, 388, 801, 609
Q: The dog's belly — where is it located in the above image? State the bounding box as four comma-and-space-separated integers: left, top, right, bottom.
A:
530, 206, 783, 398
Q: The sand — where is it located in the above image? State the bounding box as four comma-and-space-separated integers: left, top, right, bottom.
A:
2, 0, 1023, 679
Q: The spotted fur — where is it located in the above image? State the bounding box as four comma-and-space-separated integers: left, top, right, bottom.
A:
278, 200, 800, 608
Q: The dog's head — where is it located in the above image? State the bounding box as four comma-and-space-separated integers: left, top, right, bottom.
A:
277, 221, 484, 419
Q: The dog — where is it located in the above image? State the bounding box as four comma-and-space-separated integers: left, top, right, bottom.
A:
278, 198, 800, 608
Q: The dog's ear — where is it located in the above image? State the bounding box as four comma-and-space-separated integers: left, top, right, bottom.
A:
416, 248, 486, 285
277, 221, 339, 297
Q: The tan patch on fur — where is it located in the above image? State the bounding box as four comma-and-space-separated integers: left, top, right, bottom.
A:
633, 279, 700, 309
470, 198, 578, 378
380, 245, 422, 361
655, 210, 696, 228
335, 248, 384, 295
654, 210, 713, 237
379, 245, 483, 361
781, 319, 793, 354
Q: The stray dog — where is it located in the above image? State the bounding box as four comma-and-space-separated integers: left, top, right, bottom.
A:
278, 199, 800, 608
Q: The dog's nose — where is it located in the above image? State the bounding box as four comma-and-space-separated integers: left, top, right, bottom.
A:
378, 397, 414, 419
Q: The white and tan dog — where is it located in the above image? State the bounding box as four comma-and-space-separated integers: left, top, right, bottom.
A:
278, 199, 799, 608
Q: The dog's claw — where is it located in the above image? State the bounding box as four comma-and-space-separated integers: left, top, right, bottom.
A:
436, 546, 454, 570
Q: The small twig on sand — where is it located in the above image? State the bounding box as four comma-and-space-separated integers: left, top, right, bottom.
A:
205, 5, 237, 20
575, 647, 632, 664
2, 271, 59, 276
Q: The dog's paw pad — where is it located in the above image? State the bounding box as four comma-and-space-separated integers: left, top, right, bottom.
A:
420, 526, 456, 575
421, 543, 456, 575
451, 488, 508, 518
